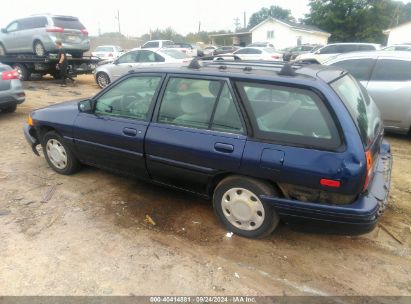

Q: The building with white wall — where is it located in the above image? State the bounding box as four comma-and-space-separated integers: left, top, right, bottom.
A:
383, 21, 411, 45
209, 17, 330, 49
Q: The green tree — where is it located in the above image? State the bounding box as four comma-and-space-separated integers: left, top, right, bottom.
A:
248, 5, 295, 28
304, 0, 409, 44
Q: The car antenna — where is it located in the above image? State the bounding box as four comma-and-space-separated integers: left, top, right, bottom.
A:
188, 58, 201, 69
278, 63, 297, 76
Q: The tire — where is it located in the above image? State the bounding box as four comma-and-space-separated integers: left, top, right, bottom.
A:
41, 131, 81, 175
33, 40, 46, 57
13, 63, 30, 81
1, 104, 17, 113
0, 43, 6, 56
213, 175, 280, 238
96, 72, 110, 89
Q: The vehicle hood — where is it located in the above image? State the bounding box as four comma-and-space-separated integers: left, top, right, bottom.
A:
31, 99, 85, 127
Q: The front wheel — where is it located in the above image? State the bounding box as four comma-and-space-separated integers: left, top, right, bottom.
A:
213, 176, 280, 238
96, 72, 110, 89
42, 131, 80, 175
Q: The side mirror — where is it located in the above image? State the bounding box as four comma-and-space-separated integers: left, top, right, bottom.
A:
78, 99, 93, 113
1, 28, 7, 34
314, 50, 320, 55
113, 59, 119, 65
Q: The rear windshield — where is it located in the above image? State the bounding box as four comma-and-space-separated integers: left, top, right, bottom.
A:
52, 17, 85, 30
95, 46, 114, 52
160, 49, 190, 59
331, 75, 381, 148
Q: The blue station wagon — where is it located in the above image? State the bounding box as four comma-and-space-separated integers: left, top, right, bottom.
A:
24, 61, 392, 238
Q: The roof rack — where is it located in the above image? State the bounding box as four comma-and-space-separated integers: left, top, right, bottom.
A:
200, 60, 310, 76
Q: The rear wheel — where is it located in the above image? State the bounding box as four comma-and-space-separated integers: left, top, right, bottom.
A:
96, 72, 110, 89
1, 104, 17, 113
0, 43, 6, 56
33, 41, 46, 57
42, 131, 81, 175
213, 176, 280, 238
13, 63, 30, 81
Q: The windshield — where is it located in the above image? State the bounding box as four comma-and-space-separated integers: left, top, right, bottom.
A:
95, 46, 114, 52
331, 74, 381, 148
160, 49, 190, 59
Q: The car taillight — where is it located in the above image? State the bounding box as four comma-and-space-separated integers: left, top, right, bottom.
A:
108, 53, 113, 57
2, 70, 19, 80
363, 150, 374, 192
81, 29, 88, 36
46, 27, 65, 33
182, 50, 187, 53
320, 179, 341, 188
271, 55, 280, 59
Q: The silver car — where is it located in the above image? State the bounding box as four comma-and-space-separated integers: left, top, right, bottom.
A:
94, 49, 191, 88
0, 15, 89, 58
0, 63, 25, 113
324, 51, 411, 134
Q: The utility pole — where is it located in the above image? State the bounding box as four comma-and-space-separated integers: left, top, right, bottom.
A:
198, 21, 201, 33
244, 12, 246, 28
98, 21, 101, 36
116, 9, 121, 34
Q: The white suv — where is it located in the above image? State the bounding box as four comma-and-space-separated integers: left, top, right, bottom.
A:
296, 43, 380, 63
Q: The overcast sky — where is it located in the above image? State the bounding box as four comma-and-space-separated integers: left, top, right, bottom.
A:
1, 0, 411, 37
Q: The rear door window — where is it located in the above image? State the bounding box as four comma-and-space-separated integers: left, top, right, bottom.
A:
236, 81, 341, 149
158, 78, 221, 129
52, 17, 85, 30
358, 44, 376, 51
338, 45, 358, 53
330, 58, 375, 81
20, 17, 47, 30
371, 59, 411, 81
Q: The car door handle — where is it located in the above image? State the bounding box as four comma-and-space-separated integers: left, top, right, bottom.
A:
123, 127, 137, 136
214, 143, 234, 153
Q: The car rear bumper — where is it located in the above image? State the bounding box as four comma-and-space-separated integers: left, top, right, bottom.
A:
262, 141, 392, 234
23, 124, 40, 156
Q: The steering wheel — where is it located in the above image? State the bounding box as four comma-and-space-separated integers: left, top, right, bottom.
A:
121, 94, 148, 117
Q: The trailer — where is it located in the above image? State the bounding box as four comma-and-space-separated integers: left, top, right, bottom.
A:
0, 54, 101, 81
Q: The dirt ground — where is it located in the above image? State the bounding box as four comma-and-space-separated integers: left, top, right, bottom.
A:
0, 75, 410, 296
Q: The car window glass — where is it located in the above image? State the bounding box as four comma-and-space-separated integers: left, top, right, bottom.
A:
211, 84, 244, 134
248, 48, 262, 54
235, 49, 248, 54
339, 45, 357, 53
117, 51, 138, 63
320, 45, 338, 54
358, 45, 375, 51
95, 76, 162, 120
330, 58, 375, 81
237, 81, 341, 149
6, 22, 19, 32
143, 42, 159, 48
52, 17, 84, 30
158, 78, 221, 129
20, 17, 47, 30
371, 59, 411, 81
138, 50, 157, 62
